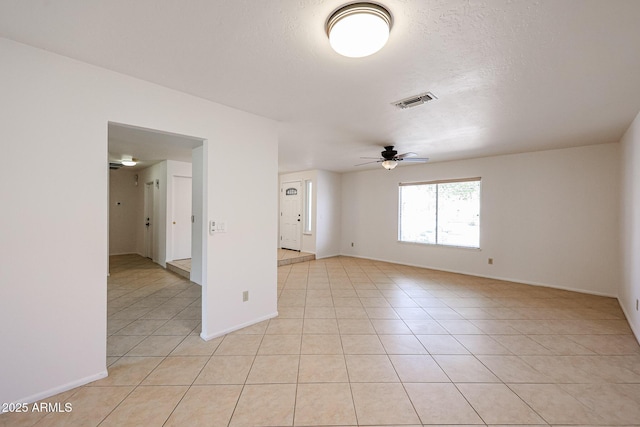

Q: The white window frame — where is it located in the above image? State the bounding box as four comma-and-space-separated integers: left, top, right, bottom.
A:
303, 179, 313, 234
398, 177, 481, 249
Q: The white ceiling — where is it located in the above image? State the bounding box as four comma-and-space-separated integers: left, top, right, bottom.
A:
1, 0, 640, 173
108, 123, 203, 171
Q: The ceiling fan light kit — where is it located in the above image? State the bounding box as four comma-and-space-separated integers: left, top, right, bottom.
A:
326, 2, 392, 58
356, 145, 429, 170
382, 160, 398, 170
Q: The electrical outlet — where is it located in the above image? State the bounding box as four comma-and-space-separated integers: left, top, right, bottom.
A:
488, 258, 493, 265
243, 291, 249, 302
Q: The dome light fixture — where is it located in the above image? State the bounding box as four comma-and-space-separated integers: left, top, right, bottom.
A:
326, 2, 392, 58
121, 155, 137, 167
381, 160, 398, 170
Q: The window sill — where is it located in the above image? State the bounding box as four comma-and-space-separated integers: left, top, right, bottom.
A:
397, 240, 481, 251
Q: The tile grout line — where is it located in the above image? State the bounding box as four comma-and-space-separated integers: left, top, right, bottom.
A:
159, 332, 223, 426
290, 259, 310, 427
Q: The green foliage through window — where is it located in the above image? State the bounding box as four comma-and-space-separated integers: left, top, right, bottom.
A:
399, 178, 481, 248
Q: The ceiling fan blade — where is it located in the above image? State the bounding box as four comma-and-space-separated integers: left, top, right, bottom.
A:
396, 152, 418, 159
359, 157, 383, 160
401, 157, 429, 162
355, 160, 382, 166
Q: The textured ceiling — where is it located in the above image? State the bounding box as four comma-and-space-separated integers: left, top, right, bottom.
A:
1, 0, 639, 172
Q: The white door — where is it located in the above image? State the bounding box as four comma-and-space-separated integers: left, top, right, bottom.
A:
172, 176, 192, 260
280, 181, 302, 251
144, 182, 154, 259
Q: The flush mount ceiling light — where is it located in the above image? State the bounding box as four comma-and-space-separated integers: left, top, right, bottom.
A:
121, 155, 137, 167
326, 2, 392, 58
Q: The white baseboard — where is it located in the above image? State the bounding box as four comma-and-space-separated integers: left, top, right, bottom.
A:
200, 311, 278, 341
13, 370, 108, 405
618, 299, 640, 345
316, 253, 341, 260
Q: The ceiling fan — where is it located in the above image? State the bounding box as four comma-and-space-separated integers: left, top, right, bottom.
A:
356, 146, 429, 170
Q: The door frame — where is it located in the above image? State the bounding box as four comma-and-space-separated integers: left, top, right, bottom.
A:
144, 181, 154, 259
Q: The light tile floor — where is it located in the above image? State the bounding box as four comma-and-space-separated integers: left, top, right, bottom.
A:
2, 254, 640, 426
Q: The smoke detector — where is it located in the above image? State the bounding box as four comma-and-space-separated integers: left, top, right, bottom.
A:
392, 92, 437, 109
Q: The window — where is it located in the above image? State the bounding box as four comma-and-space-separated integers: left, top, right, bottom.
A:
399, 178, 481, 248
304, 179, 313, 234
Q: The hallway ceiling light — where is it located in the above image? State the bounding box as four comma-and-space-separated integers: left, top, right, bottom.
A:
326, 2, 392, 58
121, 155, 137, 167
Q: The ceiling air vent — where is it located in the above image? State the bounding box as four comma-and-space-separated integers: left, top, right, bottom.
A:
392, 92, 437, 110
109, 162, 123, 170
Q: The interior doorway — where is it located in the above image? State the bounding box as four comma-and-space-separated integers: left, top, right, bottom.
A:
108, 122, 204, 275
107, 122, 207, 361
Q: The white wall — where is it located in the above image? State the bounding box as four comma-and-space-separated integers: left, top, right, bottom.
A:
341, 144, 620, 296
0, 38, 277, 404
315, 170, 342, 258
620, 111, 640, 341
109, 169, 139, 255
203, 130, 278, 339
